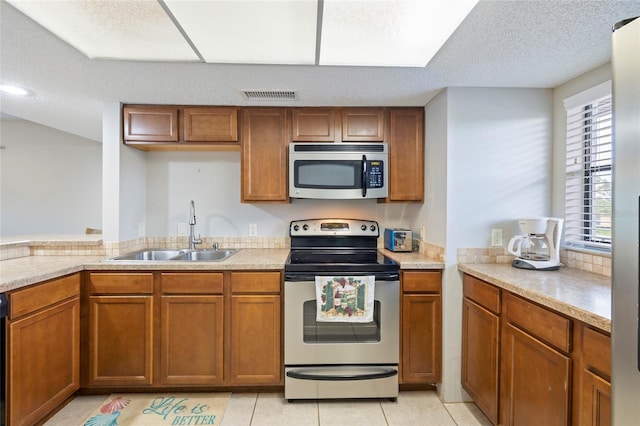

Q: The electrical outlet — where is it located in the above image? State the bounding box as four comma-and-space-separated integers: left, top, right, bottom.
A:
249, 223, 258, 237
178, 222, 188, 236
420, 226, 426, 241
491, 228, 503, 247
138, 222, 145, 238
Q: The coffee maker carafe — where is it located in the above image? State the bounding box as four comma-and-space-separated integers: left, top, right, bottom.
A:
507, 218, 564, 270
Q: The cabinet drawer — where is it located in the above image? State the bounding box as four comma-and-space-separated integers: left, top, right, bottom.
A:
87, 273, 154, 294
463, 274, 500, 314
9, 273, 80, 319
582, 326, 611, 378
231, 272, 281, 294
161, 273, 224, 294
402, 271, 441, 293
503, 292, 571, 353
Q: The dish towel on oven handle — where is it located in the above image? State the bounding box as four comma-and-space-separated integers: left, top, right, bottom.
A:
315, 276, 375, 322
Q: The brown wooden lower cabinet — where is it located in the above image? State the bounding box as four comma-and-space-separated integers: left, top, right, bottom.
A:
86, 272, 154, 387
83, 270, 283, 389
7, 274, 80, 426
229, 272, 282, 385
400, 271, 442, 384
87, 295, 154, 387
577, 325, 611, 426
580, 370, 611, 426
461, 298, 500, 424
160, 295, 224, 385
500, 322, 571, 426
159, 272, 225, 386
462, 273, 612, 426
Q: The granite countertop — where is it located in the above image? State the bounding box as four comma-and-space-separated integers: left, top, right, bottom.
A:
0, 246, 444, 293
458, 263, 611, 332
382, 249, 445, 269
0, 249, 291, 293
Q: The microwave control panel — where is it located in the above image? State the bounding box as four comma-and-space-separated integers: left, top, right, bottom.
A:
367, 160, 384, 188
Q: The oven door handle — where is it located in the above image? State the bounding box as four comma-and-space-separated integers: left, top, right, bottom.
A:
286, 368, 397, 381
284, 272, 399, 282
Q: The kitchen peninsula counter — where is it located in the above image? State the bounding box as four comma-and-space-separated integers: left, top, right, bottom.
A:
459, 262, 611, 332
0, 248, 291, 293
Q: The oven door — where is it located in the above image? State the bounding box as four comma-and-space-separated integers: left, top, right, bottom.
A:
284, 279, 399, 366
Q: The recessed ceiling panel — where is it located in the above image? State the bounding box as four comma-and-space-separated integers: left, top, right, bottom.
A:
320, 0, 479, 67
6, 0, 199, 61
165, 0, 318, 65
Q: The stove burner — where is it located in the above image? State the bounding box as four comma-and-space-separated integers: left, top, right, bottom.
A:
285, 219, 399, 281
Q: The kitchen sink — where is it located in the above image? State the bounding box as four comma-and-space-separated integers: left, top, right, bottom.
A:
108, 249, 185, 261
172, 249, 237, 262
107, 248, 238, 262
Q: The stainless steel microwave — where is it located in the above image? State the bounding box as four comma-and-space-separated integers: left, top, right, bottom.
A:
289, 143, 388, 199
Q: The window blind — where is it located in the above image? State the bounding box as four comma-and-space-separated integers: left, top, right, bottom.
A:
565, 93, 613, 250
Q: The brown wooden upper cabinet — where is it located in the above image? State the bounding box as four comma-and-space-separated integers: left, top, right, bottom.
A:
291, 107, 385, 143
341, 108, 385, 141
123, 106, 179, 142
241, 108, 289, 202
388, 108, 424, 202
184, 107, 238, 142
292, 108, 336, 142
123, 105, 239, 149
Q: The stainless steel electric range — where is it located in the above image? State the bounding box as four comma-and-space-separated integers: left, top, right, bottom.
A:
283, 218, 400, 401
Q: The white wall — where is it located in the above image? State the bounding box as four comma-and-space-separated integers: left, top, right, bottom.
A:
416, 87, 554, 402
102, 101, 148, 242
145, 150, 421, 238
0, 118, 101, 235
421, 90, 448, 247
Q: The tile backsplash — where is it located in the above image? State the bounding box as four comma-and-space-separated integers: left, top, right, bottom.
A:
0, 237, 290, 260
457, 247, 611, 277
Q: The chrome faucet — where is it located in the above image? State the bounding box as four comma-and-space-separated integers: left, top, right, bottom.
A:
188, 200, 202, 250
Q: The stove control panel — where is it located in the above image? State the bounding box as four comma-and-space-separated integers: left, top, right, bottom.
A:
290, 219, 379, 237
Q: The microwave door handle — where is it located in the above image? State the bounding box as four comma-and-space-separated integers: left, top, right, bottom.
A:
362, 155, 367, 197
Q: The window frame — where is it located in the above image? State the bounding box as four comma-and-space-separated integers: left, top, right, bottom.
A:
563, 82, 613, 253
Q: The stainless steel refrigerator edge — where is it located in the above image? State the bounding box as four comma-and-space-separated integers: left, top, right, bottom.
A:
611, 16, 640, 425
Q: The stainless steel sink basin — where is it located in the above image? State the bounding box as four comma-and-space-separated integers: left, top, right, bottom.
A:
107, 248, 238, 262
173, 249, 237, 262
108, 249, 185, 261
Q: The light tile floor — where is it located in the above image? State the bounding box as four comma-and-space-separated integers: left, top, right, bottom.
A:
45, 391, 492, 426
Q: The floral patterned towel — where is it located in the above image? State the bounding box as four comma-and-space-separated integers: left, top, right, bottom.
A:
315, 276, 375, 322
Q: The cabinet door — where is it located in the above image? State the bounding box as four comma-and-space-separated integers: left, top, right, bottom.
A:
184, 107, 238, 142
292, 108, 335, 142
123, 106, 179, 142
341, 108, 385, 141
462, 298, 500, 425
401, 293, 441, 383
229, 295, 281, 385
501, 322, 571, 426
388, 108, 424, 202
160, 295, 224, 385
580, 369, 611, 426
241, 108, 289, 202
8, 298, 80, 426
88, 295, 153, 386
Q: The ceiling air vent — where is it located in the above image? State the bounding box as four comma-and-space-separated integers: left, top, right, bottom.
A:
242, 90, 298, 101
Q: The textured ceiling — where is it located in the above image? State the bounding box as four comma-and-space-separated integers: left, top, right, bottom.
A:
1, 0, 640, 142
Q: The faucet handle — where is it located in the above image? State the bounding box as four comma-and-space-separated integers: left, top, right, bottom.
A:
212, 242, 219, 251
